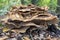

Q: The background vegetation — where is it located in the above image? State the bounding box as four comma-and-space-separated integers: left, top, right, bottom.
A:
0, 0, 58, 15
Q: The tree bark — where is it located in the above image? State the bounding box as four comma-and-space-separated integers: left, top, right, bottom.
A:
56, 0, 60, 13
31, 0, 38, 5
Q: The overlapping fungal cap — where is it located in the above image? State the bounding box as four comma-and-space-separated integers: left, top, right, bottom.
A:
1, 4, 59, 29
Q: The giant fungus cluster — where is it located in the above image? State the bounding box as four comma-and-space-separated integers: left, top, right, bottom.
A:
0, 4, 60, 40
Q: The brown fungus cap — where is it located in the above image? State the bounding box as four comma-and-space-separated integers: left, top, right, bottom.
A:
1, 4, 59, 29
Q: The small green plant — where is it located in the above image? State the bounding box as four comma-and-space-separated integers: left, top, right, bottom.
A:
0, 23, 2, 27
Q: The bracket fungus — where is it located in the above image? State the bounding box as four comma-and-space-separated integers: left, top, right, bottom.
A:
0, 5, 60, 40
